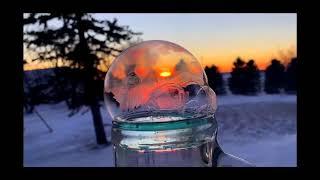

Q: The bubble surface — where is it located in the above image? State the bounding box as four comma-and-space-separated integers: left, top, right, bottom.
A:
104, 40, 217, 122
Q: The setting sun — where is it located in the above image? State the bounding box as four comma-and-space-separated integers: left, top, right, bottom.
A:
160, 71, 171, 77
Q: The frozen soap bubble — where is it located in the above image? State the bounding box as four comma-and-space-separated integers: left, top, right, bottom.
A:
104, 40, 216, 123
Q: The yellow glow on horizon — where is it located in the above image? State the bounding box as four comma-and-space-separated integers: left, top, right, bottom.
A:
24, 44, 296, 73
191, 44, 296, 73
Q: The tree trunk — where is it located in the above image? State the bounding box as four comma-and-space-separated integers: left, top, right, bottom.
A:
75, 13, 108, 145
90, 102, 108, 145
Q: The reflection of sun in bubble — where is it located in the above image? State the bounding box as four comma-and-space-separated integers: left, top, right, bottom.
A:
160, 71, 171, 77
104, 40, 217, 120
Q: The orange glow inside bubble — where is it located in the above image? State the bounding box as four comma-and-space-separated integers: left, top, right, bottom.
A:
159, 71, 171, 77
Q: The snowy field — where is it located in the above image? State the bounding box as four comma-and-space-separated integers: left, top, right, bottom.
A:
24, 94, 296, 167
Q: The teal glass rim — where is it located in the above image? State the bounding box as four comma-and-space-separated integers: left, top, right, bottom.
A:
112, 114, 216, 131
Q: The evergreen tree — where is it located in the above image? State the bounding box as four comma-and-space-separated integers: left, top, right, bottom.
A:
228, 57, 246, 94
204, 65, 226, 95
264, 59, 285, 94
24, 13, 141, 144
285, 57, 297, 94
245, 59, 261, 95
228, 58, 261, 95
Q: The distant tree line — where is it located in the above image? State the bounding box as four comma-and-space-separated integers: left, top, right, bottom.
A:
24, 56, 297, 112
204, 57, 297, 95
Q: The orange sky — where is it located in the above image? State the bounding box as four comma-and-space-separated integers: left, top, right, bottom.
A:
193, 44, 296, 72
24, 45, 296, 73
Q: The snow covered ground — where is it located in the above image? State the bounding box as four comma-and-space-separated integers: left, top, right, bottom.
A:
24, 94, 296, 167
216, 95, 296, 167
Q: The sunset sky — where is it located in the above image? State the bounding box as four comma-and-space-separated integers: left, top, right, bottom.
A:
24, 13, 297, 73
